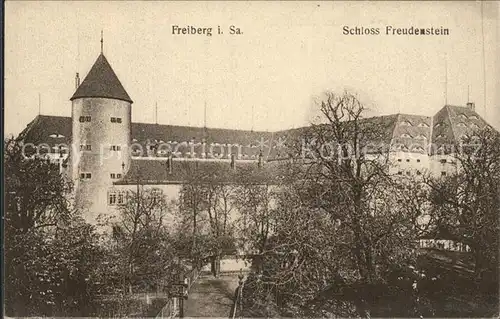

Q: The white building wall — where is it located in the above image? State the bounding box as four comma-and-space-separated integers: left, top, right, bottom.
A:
70, 97, 131, 223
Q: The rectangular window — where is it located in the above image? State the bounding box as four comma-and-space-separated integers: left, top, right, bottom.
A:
406, 159, 410, 162
397, 159, 402, 162
440, 159, 447, 164
406, 171, 411, 176
441, 171, 447, 176
117, 173, 122, 178
110, 145, 122, 151
80, 172, 91, 180
417, 159, 421, 163
116, 118, 122, 123
109, 193, 116, 205
111, 117, 116, 123
86, 145, 92, 151
85, 116, 91, 122
118, 193, 124, 204
398, 171, 403, 175
110, 173, 116, 179
79, 116, 85, 123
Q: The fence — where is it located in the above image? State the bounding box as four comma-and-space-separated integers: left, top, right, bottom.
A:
155, 265, 202, 319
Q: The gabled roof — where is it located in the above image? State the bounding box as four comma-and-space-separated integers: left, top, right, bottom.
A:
431, 105, 488, 155
70, 53, 133, 103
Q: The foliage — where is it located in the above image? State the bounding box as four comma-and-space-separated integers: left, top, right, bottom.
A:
426, 127, 500, 281
4, 136, 103, 316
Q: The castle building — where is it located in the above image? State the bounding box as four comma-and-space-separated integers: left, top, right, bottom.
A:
19, 51, 493, 223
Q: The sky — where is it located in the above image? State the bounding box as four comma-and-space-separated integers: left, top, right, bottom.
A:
5, 1, 499, 135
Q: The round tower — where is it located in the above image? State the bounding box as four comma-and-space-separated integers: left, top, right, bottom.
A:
69, 52, 133, 222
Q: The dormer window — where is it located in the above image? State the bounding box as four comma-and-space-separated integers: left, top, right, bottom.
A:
470, 115, 478, 120
400, 121, 412, 126
49, 133, 65, 138
418, 123, 429, 128
457, 114, 467, 119
434, 122, 443, 128
400, 133, 412, 138
415, 134, 427, 140
456, 122, 467, 128
436, 134, 446, 139
470, 123, 479, 129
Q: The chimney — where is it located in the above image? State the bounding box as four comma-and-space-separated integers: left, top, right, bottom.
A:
258, 150, 263, 168
230, 154, 235, 170
466, 102, 475, 111
75, 73, 80, 89
167, 155, 173, 174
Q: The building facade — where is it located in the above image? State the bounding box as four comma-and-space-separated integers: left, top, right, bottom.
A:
19, 51, 493, 224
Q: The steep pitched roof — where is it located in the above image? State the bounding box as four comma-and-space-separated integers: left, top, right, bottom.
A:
70, 53, 133, 103
431, 105, 488, 155
390, 114, 432, 153
19, 115, 72, 146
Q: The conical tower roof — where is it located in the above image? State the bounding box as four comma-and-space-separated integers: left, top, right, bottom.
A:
71, 53, 133, 103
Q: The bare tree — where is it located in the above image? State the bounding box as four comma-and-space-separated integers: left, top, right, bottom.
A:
112, 184, 173, 294
426, 127, 500, 282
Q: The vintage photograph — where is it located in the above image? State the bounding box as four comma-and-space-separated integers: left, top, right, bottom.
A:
4, 1, 499, 318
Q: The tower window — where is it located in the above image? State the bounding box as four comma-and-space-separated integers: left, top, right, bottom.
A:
111, 117, 122, 123
80, 116, 91, 122
111, 117, 116, 123
80, 172, 92, 180
117, 173, 122, 178
108, 193, 117, 205
80, 144, 92, 151
110, 173, 116, 179
110, 145, 122, 151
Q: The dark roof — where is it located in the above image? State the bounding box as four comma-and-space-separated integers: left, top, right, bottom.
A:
19, 115, 72, 147
114, 158, 278, 185
431, 105, 488, 155
70, 53, 133, 103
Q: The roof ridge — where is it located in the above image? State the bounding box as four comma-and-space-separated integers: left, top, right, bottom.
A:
445, 105, 459, 143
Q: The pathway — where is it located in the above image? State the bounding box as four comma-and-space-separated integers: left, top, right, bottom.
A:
183, 273, 240, 318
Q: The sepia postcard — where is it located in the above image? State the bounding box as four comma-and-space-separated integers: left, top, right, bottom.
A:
3, 1, 499, 318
